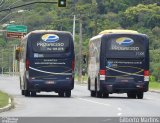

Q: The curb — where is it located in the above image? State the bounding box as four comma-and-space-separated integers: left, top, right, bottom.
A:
0, 97, 14, 113
149, 90, 160, 94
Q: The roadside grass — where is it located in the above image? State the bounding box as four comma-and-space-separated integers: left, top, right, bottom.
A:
0, 91, 9, 108
149, 81, 160, 90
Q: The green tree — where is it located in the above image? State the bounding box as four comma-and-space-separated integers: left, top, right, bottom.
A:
120, 4, 160, 28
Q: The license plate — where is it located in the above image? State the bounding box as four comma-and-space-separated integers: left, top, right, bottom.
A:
121, 80, 129, 82
45, 81, 55, 84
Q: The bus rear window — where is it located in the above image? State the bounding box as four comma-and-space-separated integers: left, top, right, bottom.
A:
30, 33, 70, 53
105, 35, 147, 58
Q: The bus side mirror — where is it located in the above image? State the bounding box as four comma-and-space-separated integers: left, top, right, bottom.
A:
83, 55, 87, 64
15, 48, 20, 61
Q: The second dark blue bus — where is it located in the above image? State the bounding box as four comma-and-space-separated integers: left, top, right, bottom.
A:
87, 30, 149, 99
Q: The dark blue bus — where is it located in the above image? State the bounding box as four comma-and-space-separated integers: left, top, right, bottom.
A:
17, 30, 75, 97
87, 30, 149, 99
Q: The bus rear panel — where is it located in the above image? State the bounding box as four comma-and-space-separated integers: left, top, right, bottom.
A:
100, 34, 149, 94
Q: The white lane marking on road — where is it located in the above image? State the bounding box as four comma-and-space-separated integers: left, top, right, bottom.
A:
117, 107, 122, 116
77, 98, 110, 106
146, 97, 153, 100
102, 118, 113, 122
118, 107, 122, 111
117, 113, 122, 116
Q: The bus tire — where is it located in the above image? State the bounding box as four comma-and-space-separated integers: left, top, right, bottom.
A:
91, 91, 96, 97
72, 78, 74, 89
24, 90, 30, 97
65, 91, 71, 97
103, 92, 109, 98
137, 92, 143, 99
127, 92, 136, 99
21, 90, 25, 95
88, 78, 91, 90
20, 77, 22, 89
58, 92, 64, 97
31, 91, 36, 97
95, 78, 97, 91
97, 91, 102, 98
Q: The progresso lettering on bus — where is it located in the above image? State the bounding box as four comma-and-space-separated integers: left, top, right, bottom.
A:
37, 34, 64, 47
111, 37, 139, 51
37, 42, 64, 47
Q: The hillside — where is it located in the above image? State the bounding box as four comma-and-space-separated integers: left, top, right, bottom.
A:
0, 0, 160, 81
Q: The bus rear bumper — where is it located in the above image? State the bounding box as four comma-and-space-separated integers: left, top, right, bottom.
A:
27, 79, 74, 92
101, 81, 149, 93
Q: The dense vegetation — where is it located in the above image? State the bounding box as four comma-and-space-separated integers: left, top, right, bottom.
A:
0, 0, 160, 81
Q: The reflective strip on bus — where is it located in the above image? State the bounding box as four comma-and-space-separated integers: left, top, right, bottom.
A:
29, 67, 73, 75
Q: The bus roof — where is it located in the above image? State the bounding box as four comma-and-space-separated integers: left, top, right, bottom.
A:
99, 29, 139, 35
30, 30, 58, 33
22, 30, 72, 40
90, 29, 146, 41
29, 30, 71, 34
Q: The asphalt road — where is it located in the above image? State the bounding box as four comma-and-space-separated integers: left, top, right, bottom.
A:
0, 75, 160, 117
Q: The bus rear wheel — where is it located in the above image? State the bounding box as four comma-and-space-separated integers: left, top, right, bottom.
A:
127, 93, 136, 99
21, 90, 25, 95
58, 92, 64, 97
103, 93, 109, 98
31, 91, 36, 97
97, 91, 102, 98
88, 78, 91, 90
65, 91, 71, 97
24, 90, 30, 97
137, 92, 143, 99
91, 91, 96, 97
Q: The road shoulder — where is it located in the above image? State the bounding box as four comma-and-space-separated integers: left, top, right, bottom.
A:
149, 89, 160, 93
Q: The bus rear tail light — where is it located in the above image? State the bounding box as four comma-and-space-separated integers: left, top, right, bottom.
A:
144, 70, 149, 76
144, 70, 149, 81
100, 69, 106, 75
100, 69, 106, 80
26, 59, 30, 70
72, 59, 75, 71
